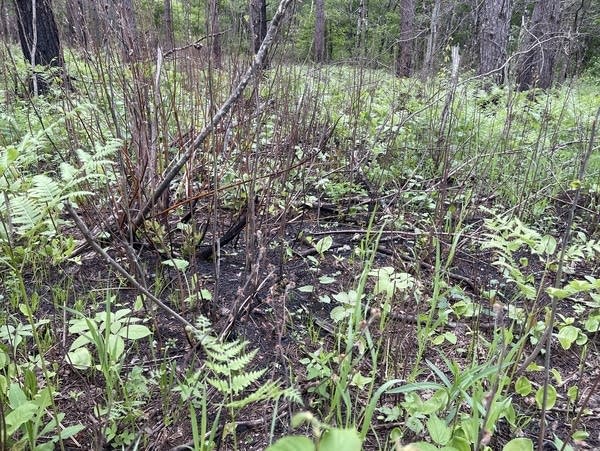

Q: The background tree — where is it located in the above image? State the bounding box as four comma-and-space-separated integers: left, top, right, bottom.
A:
516, 0, 563, 90
208, 0, 221, 66
396, 0, 416, 76
478, 0, 512, 84
163, 0, 174, 49
250, 0, 267, 55
314, 0, 325, 62
423, 0, 442, 77
14, 0, 64, 94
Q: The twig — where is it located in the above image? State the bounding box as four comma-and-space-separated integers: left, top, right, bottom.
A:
163, 30, 228, 58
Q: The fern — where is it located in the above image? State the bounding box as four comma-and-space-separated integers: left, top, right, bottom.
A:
179, 315, 302, 411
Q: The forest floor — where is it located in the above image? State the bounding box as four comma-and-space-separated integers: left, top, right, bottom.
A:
33, 186, 600, 450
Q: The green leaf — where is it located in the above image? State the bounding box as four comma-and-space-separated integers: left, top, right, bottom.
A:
315, 236, 333, 255
572, 430, 588, 441
567, 385, 578, 402
162, 258, 189, 271
449, 435, 471, 451
265, 436, 314, 451
107, 334, 125, 361
557, 325, 579, 350
319, 428, 362, 451
330, 306, 349, 322
427, 414, 451, 445
503, 438, 533, 451
5, 402, 39, 436
539, 235, 557, 255
444, 332, 457, 344
409, 442, 438, 451
319, 275, 336, 284
298, 285, 314, 293
117, 324, 152, 340
67, 347, 92, 369
58, 423, 86, 439
515, 376, 532, 396
535, 385, 557, 410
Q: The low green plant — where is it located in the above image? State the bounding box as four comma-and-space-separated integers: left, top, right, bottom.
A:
176, 315, 303, 450
266, 412, 362, 451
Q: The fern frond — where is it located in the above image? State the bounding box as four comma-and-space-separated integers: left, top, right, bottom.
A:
226, 380, 281, 409
206, 348, 258, 374
11, 195, 43, 228
230, 368, 267, 395
207, 377, 230, 393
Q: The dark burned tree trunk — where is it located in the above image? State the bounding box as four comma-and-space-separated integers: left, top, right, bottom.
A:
163, 0, 174, 50
479, 0, 512, 84
314, 0, 325, 62
396, 0, 415, 77
250, 0, 267, 55
14, 0, 64, 94
208, 0, 221, 66
118, 0, 140, 62
516, 0, 562, 90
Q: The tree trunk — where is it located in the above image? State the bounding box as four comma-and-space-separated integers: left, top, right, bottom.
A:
208, 0, 221, 66
118, 0, 140, 62
14, 0, 64, 95
65, 0, 89, 49
396, 0, 415, 77
0, 0, 15, 41
516, 0, 562, 90
250, 0, 267, 55
314, 0, 325, 62
355, 0, 367, 52
163, 0, 174, 50
479, 0, 512, 84
423, 0, 441, 77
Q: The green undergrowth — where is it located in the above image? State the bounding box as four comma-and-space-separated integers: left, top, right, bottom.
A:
1, 52, 599, 449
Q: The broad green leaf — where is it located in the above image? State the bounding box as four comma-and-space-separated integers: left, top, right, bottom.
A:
117, 324, 152, 340
107, 334, 125, 361
162, 258, 189, 271
427, 414, 451, 445
59, 423, 86, 439
535, 385, 557, 410
319, 275, 336, 284
449, 435, 471, 451
330, 306, 349, 322
503, 438, 533, 451
315, 236, 333, 254
539, 235, 557, 255
444, 332, 457, 344
67, 347, 92, 369
319, 428, 362, 451
8, 383, 27, 407
298, 285, 314, 293
567, 385, 578, 402
557, 325, 579, 350
265, 436, 314, 451
572, 430, 588, 441
515, 376, 532, 396
408, 442, 438, 451
5, 402, 39, 435
0, 347, 8, 369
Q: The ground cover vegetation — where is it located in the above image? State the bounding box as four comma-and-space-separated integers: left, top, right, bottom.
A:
1, 0, 600, 450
